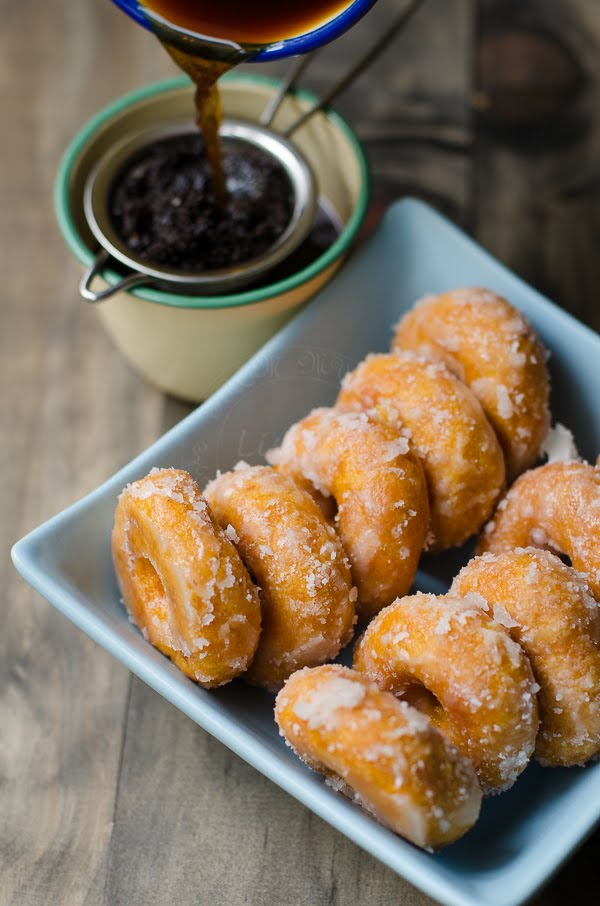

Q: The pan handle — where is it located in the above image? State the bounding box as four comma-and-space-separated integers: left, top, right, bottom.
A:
79, 250, 151, 302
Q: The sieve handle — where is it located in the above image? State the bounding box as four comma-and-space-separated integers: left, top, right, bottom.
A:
284, 0, 425, 138
80, 250, 151, 302
259, 53, 319, 127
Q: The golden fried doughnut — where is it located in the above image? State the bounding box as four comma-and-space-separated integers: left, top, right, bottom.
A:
337, 352, 505, 551
204, 465, 356, 691
267, 408, 430, 620
392, 288, 551, 480
452, 548, 600, 766
112, 468, 261, 688
354, 593, 539, 793
478, 460, 600, 599
275, 665, 481, 848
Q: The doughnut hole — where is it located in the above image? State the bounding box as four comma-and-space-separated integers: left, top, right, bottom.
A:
400, 681, 445, 723
292, 475, 338, 522
132, 554, 163, 600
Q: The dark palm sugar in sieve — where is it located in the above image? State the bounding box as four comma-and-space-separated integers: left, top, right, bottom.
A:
108, 132, 295, 272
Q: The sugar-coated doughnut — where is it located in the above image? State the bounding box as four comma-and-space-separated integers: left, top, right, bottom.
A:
204, 465, 356, 691
452, 548, 600, 766
275, 665, 482, 848
267, 408, 430, 620
337, 352, 505, 550
392, 288, 551, 480
354, 593, 539, 793
112, 468, 261, 688
478, 460, 600, 599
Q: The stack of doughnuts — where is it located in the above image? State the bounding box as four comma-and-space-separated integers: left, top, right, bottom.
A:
113, 464, 357, 692
266, 407, 430, 619
112, 287, 600, 851
336, 352, 506, 551
391, 288, 551, 481
451, 548, 600, 767
272, 286, 550, 565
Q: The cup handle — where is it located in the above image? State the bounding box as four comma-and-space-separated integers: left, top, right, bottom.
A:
80, 250, 150, 303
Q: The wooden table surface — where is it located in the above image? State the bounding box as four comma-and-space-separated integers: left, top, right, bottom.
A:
2, 1, 599, 903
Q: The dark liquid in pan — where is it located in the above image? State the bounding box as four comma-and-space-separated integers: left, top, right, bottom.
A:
141, 0, 352, 44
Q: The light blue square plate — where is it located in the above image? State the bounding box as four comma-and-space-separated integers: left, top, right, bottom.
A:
12, 199, 600, 906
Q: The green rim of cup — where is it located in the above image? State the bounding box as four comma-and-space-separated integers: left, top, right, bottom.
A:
54, 74, 370, 309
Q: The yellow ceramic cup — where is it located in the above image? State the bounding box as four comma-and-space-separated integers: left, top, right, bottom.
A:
55, 75, 369, 402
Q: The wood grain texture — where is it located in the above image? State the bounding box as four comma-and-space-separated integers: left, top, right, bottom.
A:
0, 4, 171, 905
1, 0, 599, 904
473, 0, 600, 331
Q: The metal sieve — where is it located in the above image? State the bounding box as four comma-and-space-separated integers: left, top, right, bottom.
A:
80, 0, 423, 302
81, 119, 318, 300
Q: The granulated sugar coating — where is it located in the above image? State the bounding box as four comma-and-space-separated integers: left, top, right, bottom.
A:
275, 665, 482, 849
453, 548, 600, 766
205, 465, 356, 691
478, 460, 600, 599
338, 351, 506, 551
112, 468, 261, 687
267, 408, 430, 620
392, 288, 551, 480
354, 592, 539, 794
541, 422, 580, 463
